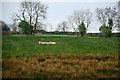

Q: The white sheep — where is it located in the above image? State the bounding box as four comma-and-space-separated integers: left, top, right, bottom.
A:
50, 42, 56, 44
39, 41, 56, 44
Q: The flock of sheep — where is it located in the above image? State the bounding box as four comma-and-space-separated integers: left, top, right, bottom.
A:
39, 41, 56, 44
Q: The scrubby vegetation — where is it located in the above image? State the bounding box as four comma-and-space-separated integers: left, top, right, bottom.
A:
2, 54, 119, 78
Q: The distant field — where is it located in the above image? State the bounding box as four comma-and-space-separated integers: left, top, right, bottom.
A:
2, 35, 119, 57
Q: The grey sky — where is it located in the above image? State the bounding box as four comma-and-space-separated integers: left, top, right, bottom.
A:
0, 2, 118, 33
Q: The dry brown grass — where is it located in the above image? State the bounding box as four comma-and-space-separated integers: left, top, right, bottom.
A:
2, 54, 119, 79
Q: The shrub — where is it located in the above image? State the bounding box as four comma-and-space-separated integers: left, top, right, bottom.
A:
99, 25, 112, 37
78, 22, 86, 36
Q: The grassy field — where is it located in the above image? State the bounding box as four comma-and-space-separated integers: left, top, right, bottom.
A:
2, 35, 119, 57
2, 35, 119, 79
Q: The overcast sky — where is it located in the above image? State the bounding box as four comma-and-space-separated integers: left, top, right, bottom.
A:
0, 1, 119, 33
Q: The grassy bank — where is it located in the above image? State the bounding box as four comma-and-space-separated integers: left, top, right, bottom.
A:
2, 35, 119, 57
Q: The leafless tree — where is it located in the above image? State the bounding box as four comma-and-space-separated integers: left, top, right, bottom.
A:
13, 1, 47, 35
96, 6, 119, 31
68, 17, 78, 34
46, 23, 53, 31
68, 9, 93, 32
57, 21, 69, 32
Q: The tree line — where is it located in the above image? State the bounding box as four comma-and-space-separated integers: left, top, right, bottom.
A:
1, 1, 120, 37
57, 6, 119, 37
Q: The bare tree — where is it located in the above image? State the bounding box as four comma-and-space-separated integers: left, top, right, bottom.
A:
46, 23, 53, 31
57, 21, 68, 32
96, 6, 119, 31
68, 17, 78, 33
85, 9, 93, 28
68, 9, 93, 35
13, 1, 47, 35
68, 9, 92, 29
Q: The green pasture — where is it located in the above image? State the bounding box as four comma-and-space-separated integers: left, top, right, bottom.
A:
2, 35, 119, 57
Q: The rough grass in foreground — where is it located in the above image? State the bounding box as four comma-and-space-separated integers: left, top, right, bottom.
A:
2, 54, 119, 79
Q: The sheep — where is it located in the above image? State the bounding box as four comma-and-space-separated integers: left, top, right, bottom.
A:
49, 42, 56, 44
39, 41, 56, 44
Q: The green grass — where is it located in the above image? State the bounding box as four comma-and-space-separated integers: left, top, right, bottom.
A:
2, 35, 119, 57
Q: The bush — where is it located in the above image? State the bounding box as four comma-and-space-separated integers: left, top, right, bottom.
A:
18, 20, 33, 35
78, 22, 86, 36
99, 19, 113, 37
99, 25, 112, 37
